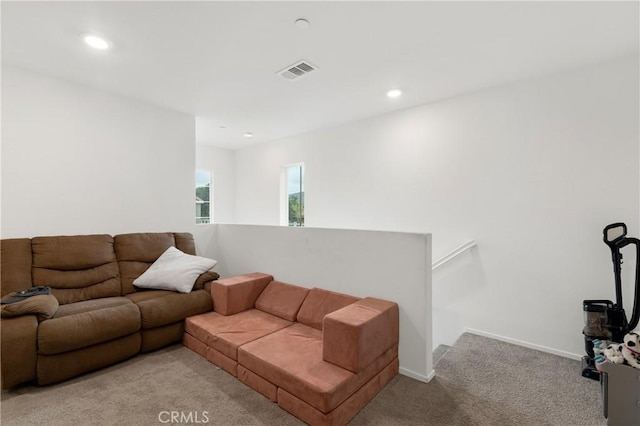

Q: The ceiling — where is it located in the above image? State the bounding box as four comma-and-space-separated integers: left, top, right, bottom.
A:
2, 1, 638, 149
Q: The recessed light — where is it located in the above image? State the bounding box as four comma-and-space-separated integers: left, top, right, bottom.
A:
84, 35, 110, 50
243, 132, 254, 138
387, 89, 402, 98
295, 18, 310, 30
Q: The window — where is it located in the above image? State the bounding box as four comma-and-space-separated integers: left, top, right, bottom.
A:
195, 170, 212, 224
285, 163, 304, 227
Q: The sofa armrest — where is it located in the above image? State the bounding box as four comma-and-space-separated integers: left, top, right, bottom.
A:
193, 271, 220, 291
211, 273, 272, 316
1, 294, 59, 322
1, 315, 38, 389
323, 297, 399, 373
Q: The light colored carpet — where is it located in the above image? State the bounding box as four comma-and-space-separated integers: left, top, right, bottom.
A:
433, 344, 451, 367
1, 333, 605, 425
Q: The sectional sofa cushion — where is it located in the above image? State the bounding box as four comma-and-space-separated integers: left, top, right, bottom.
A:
185, 309, 292, 360
37, 300, 140, 355
238, 365, 278, 402
0, 239, 33, 296
173, 233, 197, 255
323, 298, 399, 373
296, 288, 360, 330
276, 359, 400, 426
127, 290, 212, 329
126, 290, 176, 304
255, 281, 309, 321
237, 322, 398, 414
115, 233, 177, 294
53, 297, 132, 318
31, 235, 121, 304
183, 333, 243, 376
212, 273, 273, 316
206, 346, 239, 376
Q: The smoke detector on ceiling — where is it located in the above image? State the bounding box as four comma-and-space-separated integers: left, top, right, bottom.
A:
278, 60, 317, 81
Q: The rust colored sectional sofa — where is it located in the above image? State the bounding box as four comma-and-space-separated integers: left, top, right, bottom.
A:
184, 273, 399, 426
0, 232, 218, 389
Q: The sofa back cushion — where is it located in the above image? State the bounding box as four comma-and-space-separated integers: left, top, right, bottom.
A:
1, 238, 33, 296
255, 281, 309, 321
114, 232, 203, 295
173, 233, 197, 255
114, 233, 176, 294
31, 235, 121, 305
296, 288, 360, 330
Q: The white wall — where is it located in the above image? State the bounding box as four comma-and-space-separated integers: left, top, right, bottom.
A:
233, 56, 640, 357
1, 66, 196, 238
212, 224, 433, 382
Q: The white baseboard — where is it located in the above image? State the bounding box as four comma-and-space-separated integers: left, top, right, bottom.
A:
464, 328, 582, 361
399, 367, 434, 383
426, 369, 436, 382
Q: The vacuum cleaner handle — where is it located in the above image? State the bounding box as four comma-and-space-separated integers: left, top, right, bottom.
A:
603, 223, 627, 308
618, 237, 640, 331
603, 223, 627, 246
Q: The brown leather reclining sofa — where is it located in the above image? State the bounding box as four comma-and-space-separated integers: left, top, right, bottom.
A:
1, 232, 218, 389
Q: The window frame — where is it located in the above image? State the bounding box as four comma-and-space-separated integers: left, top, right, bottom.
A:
195, 169, 213, 225
280, 162, 304, 227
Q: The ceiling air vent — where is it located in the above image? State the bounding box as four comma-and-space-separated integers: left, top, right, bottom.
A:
278, 60, 317, 81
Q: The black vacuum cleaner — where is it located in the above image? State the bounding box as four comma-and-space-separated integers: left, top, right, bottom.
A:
582, 222, 640, 380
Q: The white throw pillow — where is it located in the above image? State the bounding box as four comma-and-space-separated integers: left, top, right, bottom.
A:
133, 246, 218, 293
